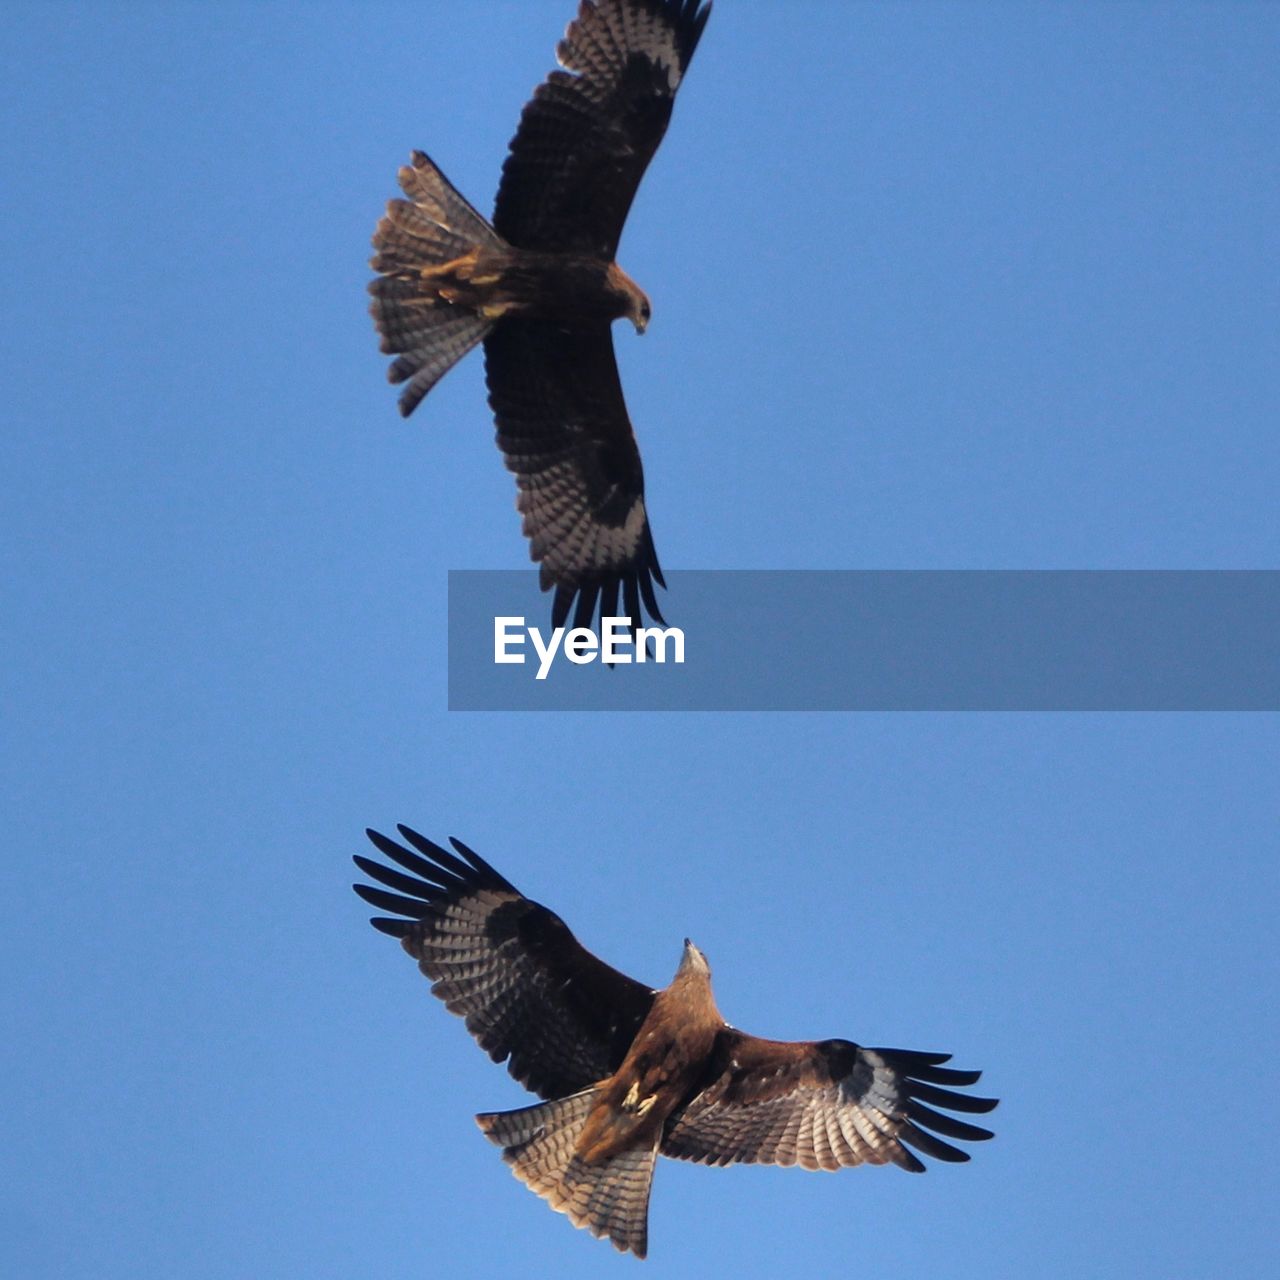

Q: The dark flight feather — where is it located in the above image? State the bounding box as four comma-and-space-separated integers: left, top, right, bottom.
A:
494, 0, 711, 256
660, 1034, 995, 1174
484, 319, 665, 634
354, 825, 654, 1099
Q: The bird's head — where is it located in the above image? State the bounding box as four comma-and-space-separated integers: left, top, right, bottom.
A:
630, 290, 652, 335
678, 937, 711, 979
606, 263, 651, 334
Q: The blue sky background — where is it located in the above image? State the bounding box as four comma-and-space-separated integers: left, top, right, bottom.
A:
4, 2, 1278, 1277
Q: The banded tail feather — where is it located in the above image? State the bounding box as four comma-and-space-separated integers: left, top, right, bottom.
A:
369, 151, 506, 416
478, 1089, 659, 1259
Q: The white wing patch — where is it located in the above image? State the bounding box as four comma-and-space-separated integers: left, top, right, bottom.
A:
514, 457, 649, 576
557, 0, 690, 95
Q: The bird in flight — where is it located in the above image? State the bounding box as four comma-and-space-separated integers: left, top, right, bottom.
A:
369, 0, 711, 634
353, 825, 998, 1259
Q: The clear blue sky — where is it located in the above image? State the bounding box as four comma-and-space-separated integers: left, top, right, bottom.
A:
4, 2, 1278, 1277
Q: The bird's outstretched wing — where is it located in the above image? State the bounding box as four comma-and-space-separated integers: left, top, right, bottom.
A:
354, 825, 656, 1099
494, 0, 711, 255
484, 319, 665, 631
662, 1032, 997, 1172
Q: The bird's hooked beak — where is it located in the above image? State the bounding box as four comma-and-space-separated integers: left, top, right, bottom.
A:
680, 937, 710, 977
632, 293, 651, 335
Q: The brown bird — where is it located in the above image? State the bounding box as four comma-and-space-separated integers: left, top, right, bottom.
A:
369, 0, 712, 633
353, 826, 999, 1260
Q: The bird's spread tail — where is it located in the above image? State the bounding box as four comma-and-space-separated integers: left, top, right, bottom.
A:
477, 1089, 659, 1259
369, 150, 505, 416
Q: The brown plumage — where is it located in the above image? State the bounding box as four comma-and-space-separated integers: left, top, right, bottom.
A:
353, 826, 999, 1260
368, 0, 712, 633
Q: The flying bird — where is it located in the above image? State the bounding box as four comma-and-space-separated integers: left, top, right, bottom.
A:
353, 825, 998, 1259
369, 0, 711, 633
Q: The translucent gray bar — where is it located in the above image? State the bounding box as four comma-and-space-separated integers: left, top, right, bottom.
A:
447, 571, 1279, 711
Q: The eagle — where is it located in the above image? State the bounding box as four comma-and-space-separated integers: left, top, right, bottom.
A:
369, 0, 712, 633
353, 825, 998, 1259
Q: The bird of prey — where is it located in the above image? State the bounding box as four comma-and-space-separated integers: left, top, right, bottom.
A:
368, 0, 711, 633
353, 826, 998, 1259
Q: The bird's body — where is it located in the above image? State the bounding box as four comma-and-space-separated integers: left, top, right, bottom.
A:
354, 826, 998, 1259
409, 240, 649, 331
368, 0, 710, 630
569, 942, 720, 1165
